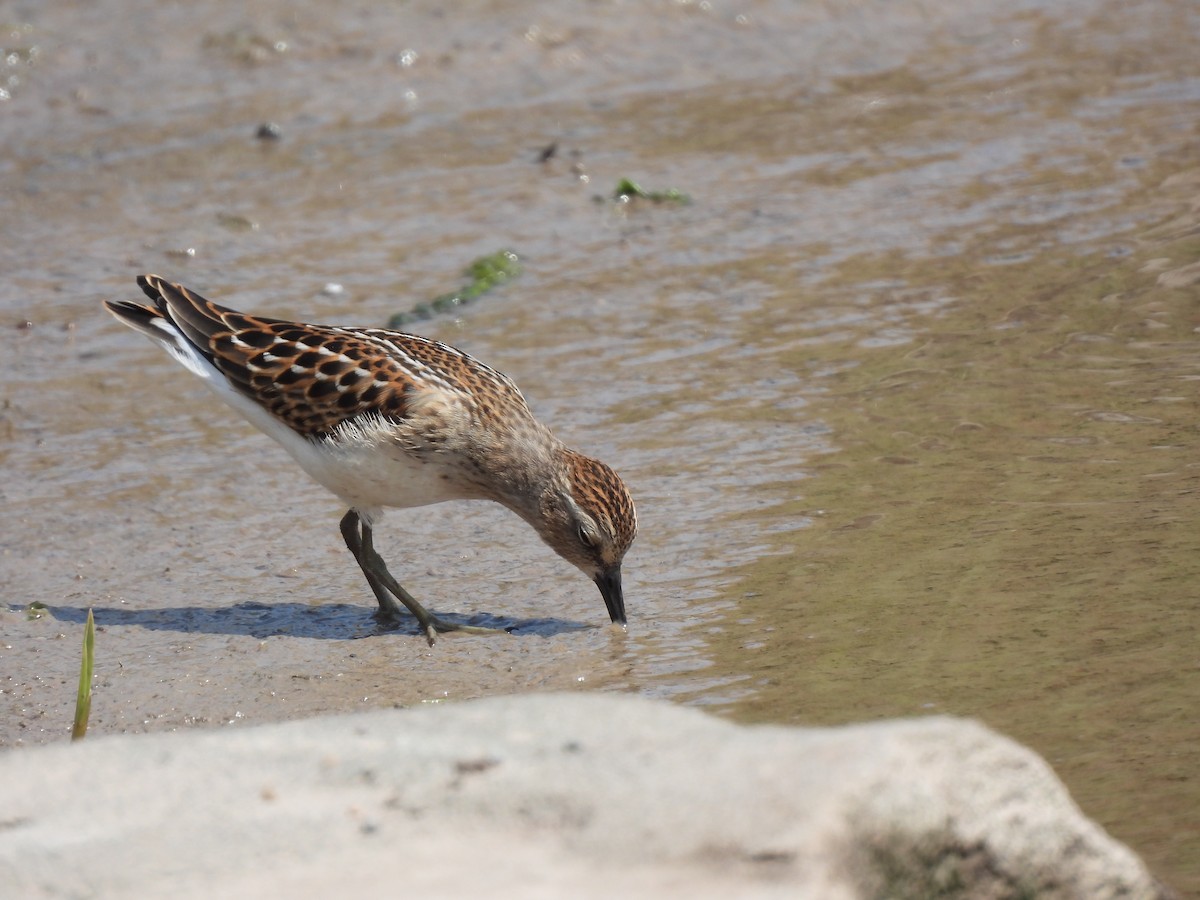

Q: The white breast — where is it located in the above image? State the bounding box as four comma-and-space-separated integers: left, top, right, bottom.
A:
198, 366, 472, 521
287, 430, 473, 514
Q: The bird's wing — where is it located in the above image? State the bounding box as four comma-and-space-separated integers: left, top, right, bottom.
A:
115, 275, 426, 438
108, 275, 532, 440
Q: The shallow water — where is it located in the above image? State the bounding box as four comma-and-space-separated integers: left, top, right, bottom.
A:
2, 0, 1198, 892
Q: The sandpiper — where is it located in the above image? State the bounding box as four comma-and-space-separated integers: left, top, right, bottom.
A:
104, 275, 637, 643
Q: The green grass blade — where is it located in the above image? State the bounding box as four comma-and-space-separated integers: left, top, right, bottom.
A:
71, 608, 95, 742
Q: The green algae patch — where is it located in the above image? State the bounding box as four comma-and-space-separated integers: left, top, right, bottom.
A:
387, 250, 521, 328
609, 178, 691, 205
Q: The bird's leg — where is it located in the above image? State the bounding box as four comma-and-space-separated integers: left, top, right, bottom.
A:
339, 510, 408, 619
339, 509, 504, 644
339, 509, 431, 627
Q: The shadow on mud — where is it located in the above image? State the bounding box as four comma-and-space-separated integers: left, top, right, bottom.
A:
28, 602, 593, 641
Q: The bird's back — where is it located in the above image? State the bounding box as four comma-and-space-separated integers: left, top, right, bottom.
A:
106, 274, 534, 440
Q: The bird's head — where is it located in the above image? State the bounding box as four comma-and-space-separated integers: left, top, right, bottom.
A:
534, 451, 637, 626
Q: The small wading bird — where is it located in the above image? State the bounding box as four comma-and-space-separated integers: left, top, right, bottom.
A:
105, 275, 637, 644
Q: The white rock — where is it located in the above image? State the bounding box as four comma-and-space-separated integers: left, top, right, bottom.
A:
0, 694, 1170, 899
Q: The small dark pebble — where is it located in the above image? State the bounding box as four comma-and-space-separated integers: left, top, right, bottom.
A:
454, 757, 500, 775
748, 850, 795, 864
256, 122, 282, 141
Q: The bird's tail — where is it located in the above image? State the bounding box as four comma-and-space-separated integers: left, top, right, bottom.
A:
103, 276, 217, 380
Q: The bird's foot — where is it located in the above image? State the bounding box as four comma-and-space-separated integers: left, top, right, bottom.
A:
374, 604, 510, 645
421, 616, 512, 646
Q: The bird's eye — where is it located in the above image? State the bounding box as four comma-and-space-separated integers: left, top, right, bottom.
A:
577, 524, 597, 548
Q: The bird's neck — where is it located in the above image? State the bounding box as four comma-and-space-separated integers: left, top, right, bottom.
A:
482, 430, 572, 526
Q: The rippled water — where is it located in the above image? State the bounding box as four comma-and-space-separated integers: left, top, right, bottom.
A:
2, 0, 1198, 892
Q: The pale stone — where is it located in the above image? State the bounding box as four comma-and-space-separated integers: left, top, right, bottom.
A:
0, 694, 1171, 899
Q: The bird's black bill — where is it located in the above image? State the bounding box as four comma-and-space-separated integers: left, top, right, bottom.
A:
595, 566, 626, 625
